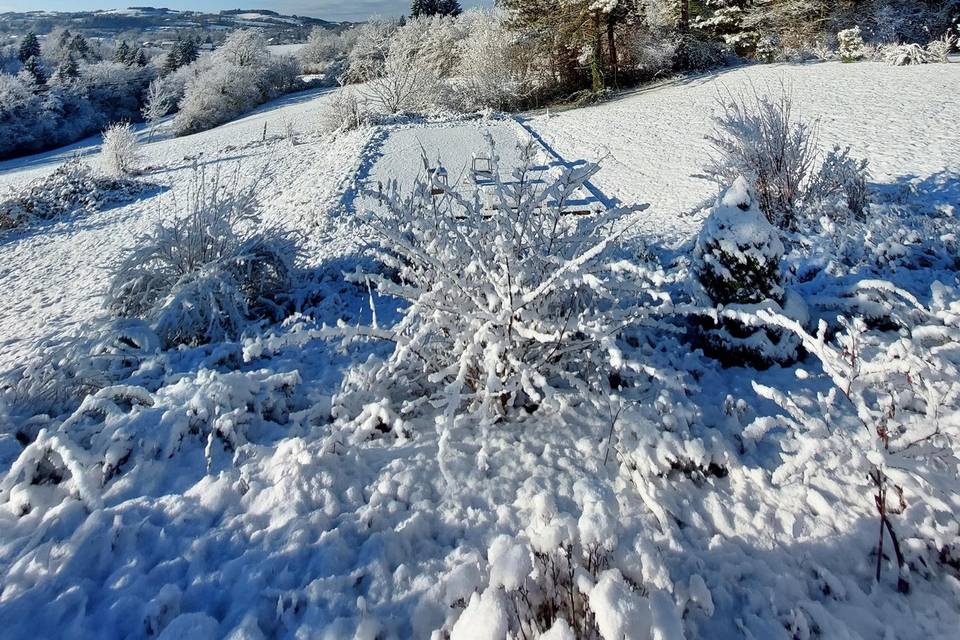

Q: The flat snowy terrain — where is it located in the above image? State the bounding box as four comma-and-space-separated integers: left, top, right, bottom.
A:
0, 61, 958, 639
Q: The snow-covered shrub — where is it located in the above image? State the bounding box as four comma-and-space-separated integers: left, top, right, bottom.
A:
673, 34, 731, 72
925, 32, 957, 62
0, 366, 303, 515
625, 31, 677, 81
106, 166, 298, 347
454, 10, 527, 111
693, 177, 801, 365
837, 26, 866, 62
704, 88, 818, 230
0, 157, 147, 230
319, 87, 374, 134
360, 19, 442, 114
878, 34, 956, 66
328, 136, 670, 431
100, 121, 140, 177
807, 144, 870, 220
172, 31, 300, 136
746, 285, 960, 592
879, 42, 929, 66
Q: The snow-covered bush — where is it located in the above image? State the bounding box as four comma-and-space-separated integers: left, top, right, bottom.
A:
625, 30, 677, 81
879, 42, 930, 66
0, 62, 153, 160
0, 157, 147, 231
100, 121, 140, 177
328, 136, 670, 431
878, 33, 956, 66
106, 166, 298, 347
746, 285, 960, 593
360, 19, 442, 114
454, 10, 526, 111
172, 31, 300, 136
807, 144, 870, 220
704, 88, 818, 230
319, 87, 374, 134
693, 177, 801, 365
925, 33, 957, 63
837, 26, 866, 62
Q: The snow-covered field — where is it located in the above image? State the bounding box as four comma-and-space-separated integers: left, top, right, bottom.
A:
0, 61, 958, 639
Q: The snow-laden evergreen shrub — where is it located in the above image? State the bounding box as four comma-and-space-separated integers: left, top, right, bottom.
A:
0, 157, 146, 230
100, 121, 140, 177
837, 26, 866, 62
106, 166, 297, 347
694, 177, 802, 365
704, 88, 818, 230
328, 136, 671, 430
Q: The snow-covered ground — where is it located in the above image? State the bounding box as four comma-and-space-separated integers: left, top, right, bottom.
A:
525, 61, 960, 246
0, 61, 958, 639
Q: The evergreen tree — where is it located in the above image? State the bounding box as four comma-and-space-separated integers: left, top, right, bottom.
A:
436, 0, 463, 17
69, 34, 90, 61
52, 55, 80, 83
411, 0, 437, 17
131, 48, 148, 67
114, 41, 131, 64
412, 0, 461, 17
178, 38, 199, 66
21, 55, 47, 86
18, 32, 41, 64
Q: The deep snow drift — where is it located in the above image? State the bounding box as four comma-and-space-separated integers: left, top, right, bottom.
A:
0, 62, 959, 640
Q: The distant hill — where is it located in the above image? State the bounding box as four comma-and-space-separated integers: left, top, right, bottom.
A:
0, 7, 352, 44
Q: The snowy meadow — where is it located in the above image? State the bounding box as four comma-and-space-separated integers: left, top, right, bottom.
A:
1, 5, 960, 640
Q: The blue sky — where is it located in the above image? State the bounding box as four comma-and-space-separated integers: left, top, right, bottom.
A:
0, 1, 489, 22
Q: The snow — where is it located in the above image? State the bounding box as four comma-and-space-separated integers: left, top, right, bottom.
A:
0, 61, 958, 639
524, 61, 960, 246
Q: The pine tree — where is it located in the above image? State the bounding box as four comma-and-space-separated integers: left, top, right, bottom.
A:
436, 0, 463, 17
114, 41, 131, 64
21, 55, 47, 86
69, 34, 91, 61
411, 0, 438, 17
52, 55, 80, 83
179, 38, 199, 65
131, 48, 148, 67
18, 32, 41, 64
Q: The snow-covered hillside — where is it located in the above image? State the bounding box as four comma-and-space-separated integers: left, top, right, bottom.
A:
0, 61, 958, 640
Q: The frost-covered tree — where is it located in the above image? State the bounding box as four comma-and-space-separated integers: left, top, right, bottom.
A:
19, 55, 47, 86
18, 32, 41, 64
101, 122, 140, 177
50, 55, 80, 84
358, 19, 440, 113
692, 0, 756, 55
455, 10, 528, 110
346, 20, 398, 83
172, 32, 299, 136
141, 78, 176, 137
113, 41, 131, 64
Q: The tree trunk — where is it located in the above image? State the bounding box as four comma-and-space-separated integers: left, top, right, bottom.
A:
607, 15, 618, 89
679, 0, 690, 34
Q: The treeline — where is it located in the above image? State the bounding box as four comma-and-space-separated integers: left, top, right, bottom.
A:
304, 0, 957, 125
0, 28, 303, 159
